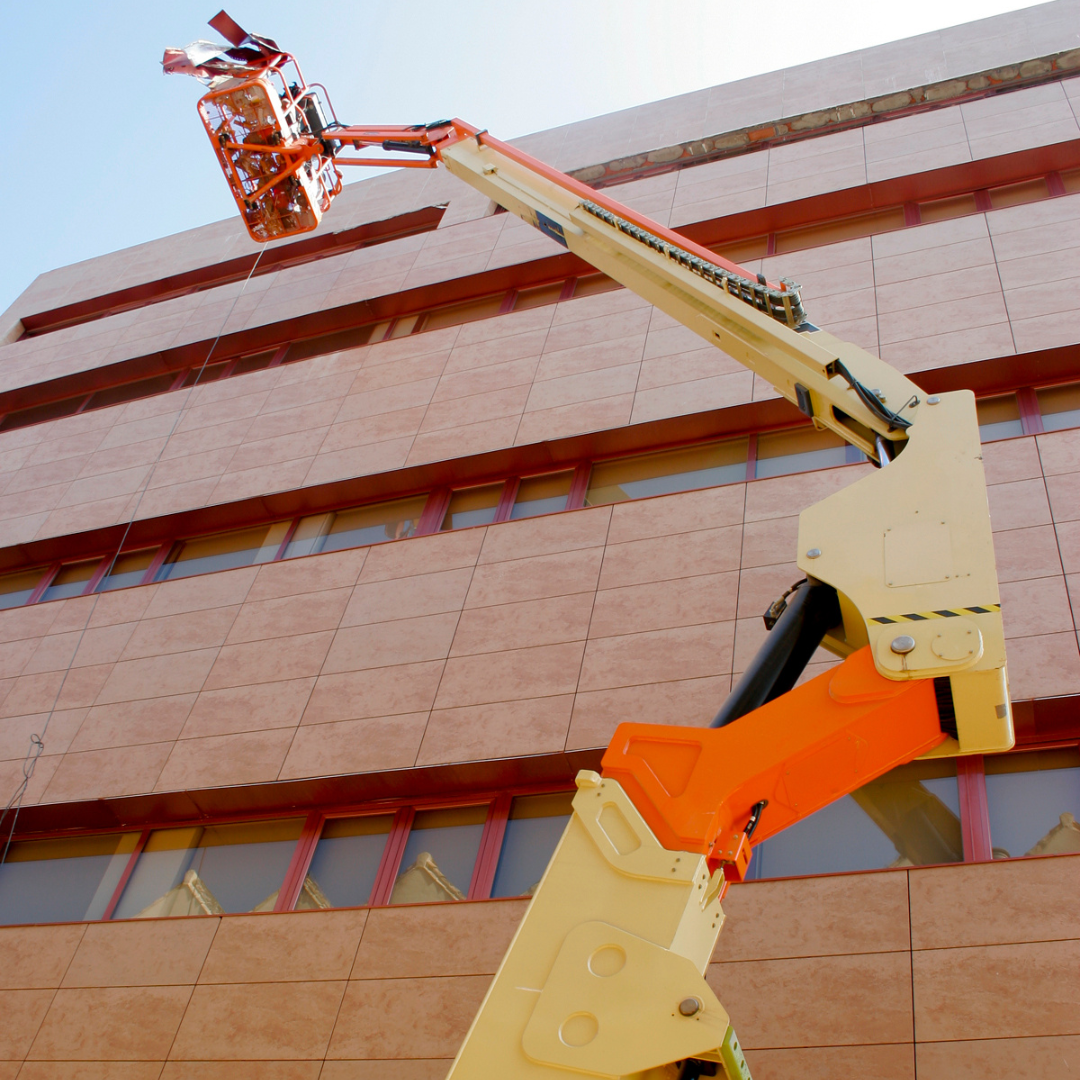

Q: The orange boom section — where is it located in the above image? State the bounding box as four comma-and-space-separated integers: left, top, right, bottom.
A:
601, 647, 947, 884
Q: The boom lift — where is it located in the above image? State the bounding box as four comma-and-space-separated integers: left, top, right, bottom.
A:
166, 15, 1015, 1079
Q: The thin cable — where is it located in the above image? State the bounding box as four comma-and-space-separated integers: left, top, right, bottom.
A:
0, 248, 266, 868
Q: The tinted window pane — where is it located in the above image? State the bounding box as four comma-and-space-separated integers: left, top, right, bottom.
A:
157, 523, 289, 581
492, 792, 573, 898
85, 374, 178, 412
585, 441, 748, 506
571, 273, 620, 298
1037, 383, 1080, 432
0, 568, 46, 610
181, 361, 229, 388
755, 429, 848, 479
111, 819, 303, 918
300, 815, 393, 910
514, 282, 564, 310
0, 833, 137, 925
442, 485, 502, 530
41, 560, 100, 602
920, 192, 979, 222
423, 296, 504, 333
748, 761, 962, 879
0, 395, 87, 432
230, 351, 277, 376
511, 472, 572, 520
986, 748, 1080, 859
976, 394, 1023, 441
389, 806, 487, 904
286, 496, 427, 558
97, 549, 157, 592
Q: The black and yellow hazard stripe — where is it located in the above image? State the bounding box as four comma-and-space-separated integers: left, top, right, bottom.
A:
871, 604, 1000, 625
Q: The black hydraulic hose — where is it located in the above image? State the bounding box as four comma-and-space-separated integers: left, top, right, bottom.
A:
711, 582, 841, 728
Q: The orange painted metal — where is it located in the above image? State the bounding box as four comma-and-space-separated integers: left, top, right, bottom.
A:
600, 647, 947, 873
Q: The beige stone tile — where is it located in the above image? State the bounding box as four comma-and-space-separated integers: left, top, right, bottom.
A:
916, 1035, 1080, 1080
169, 981, 346, 1060
914, 940, 1080, 1041
714, 870, 910, 963
155, 728, 295, 790
62, 918, 218, 987
0, 924, 86, 989
28, 986, 191, 1061
199, 909, 368, 984
418, 695, 573, 765
352, 901, 527, 980
910, 857, 1080, 950
708, 951, 913, 1048
327, 976, 489, 1060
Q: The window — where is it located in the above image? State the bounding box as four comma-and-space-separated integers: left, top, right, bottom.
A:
511, 472, 573, 520
157, 523, 291, 581
755, 428, 857, 479
300, 814, 394, 910
985, 748, 1080, 859
286, 496, 426, 557
585, 440, 748, 506
919, 193, 978, 224
180, 361, 229, 388
747, 759, 962, 879
389, 806, 487, 904
976, 394, 1024, 441
1037, 383, 1080, 433
0, 833, 138, 925
492, 792, 574, 898
0, 396, 87, 432
773, 207, 906, 255
422, 295, 505, 334
571, 273, 620, 298
0, 567, 46, 610
85, 374, 179, 412
111, 819, 304, 918
229, 350, 279, 377
98, 549, 157, 592
515, 282, 565, 310
989, 177, 1050, 210
442, 485, 503, 530
40, 559, 99, 602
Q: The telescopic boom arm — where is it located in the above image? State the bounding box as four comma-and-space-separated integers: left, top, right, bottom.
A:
165, 17, 1014, 1078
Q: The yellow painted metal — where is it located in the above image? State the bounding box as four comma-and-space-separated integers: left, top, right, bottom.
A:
445, 771, 743, 1079
439, 137, 1012, 754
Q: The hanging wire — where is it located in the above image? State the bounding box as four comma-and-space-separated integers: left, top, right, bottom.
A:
0, 248, 267, 869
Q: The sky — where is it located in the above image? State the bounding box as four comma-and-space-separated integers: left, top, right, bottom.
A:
0, 0, 1052, 318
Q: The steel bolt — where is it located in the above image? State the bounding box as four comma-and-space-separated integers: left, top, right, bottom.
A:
806, 548, 821, 559
890, 635, 916, 654
679, 997, 702, 1017
927, 395, 941, 405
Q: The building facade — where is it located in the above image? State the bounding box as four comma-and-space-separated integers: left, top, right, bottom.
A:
1, 4, 1079, 1077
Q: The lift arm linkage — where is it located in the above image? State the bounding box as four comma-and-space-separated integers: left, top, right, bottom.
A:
165, 18, 1015, 1078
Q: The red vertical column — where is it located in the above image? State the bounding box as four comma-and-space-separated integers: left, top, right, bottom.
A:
469, 793, 513, 900
274, 811, 324, 912
956, 755, 993, 862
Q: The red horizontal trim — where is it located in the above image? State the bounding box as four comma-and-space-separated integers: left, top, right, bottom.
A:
1012, 695, 1080, 748
0, 395, 799, 574
681, 139, 1080, 249
8, 749, 601, 839
0, 252, 588, 417
6, 141, 1078, 421
19, 206, 446, 338
0, 341, 1074, 578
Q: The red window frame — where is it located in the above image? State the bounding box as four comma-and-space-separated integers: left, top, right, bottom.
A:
76, 784, 574, 923
5, 738, 1080, 928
